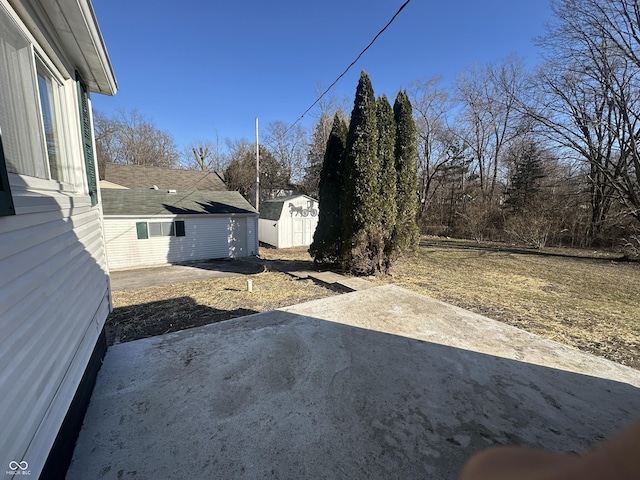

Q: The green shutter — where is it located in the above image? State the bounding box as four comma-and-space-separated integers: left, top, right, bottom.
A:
175, 220, 185, 237
76, 72, 98, 206
136, 222, 148, 239
0, 133, 15, 217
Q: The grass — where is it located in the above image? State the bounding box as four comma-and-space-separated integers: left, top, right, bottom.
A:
108, 271, 336, 343
108, 238, 640, 369
259, 240, 640, 369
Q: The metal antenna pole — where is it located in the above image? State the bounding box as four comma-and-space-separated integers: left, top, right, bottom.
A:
255, 117, 260, 211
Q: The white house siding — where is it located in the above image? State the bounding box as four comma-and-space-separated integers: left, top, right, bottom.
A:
246, 216, 258, 256
0, 195, 110, 475
0, 0, 116, 475
104, 215, 257, 270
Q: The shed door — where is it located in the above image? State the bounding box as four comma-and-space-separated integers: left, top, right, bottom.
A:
292, 218, 312, 246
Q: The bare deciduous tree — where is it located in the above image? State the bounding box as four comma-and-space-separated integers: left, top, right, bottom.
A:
94, 108, 179, 171
527, 0, 640, 242
407, 76, 456, 225
182, 134, 226, 172
263, 121, 308, 186
454, 57, 526, 202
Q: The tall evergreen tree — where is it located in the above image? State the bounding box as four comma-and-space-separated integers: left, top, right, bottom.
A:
309, 114, 347, 266
391, 90, 420, 256
301, 112, 333, 197
341, 71, 382, 275
504, 139, 546, 214
376, 95, 397, 271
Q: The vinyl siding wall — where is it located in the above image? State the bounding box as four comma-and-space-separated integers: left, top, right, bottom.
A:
0, 0, 115, 476
0, 192, 110, 477
259, 196, 319, 248
104, 214, 258, 270
258, 218, 279, 248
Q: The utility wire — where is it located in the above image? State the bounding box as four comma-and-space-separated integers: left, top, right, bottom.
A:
283, 0, 412, 135
103, 0, 413, 226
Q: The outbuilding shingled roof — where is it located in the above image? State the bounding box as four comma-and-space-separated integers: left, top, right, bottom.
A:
101, 189, 257, 216
101, 164, 226, 191
258, 194, 316, 220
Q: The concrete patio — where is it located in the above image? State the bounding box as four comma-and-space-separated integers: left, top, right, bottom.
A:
67, 285, 640, 479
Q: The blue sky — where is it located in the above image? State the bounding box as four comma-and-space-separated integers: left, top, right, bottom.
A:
91, 0, 554, 153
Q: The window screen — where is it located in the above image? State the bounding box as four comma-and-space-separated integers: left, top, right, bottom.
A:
148, 222, 162, 237
0, 4, 47, 179
37, 61, 65, 182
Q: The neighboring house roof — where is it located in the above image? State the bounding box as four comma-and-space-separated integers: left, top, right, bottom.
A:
259, 194, 317, 220
101, 189, 257, 216
101, 164, 227, 191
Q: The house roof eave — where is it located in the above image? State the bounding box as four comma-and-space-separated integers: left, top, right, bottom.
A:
12, 0, 117, 95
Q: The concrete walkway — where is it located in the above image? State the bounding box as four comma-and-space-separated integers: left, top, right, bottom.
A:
286, 269, 375, 292
67, 285, 640, 480
108, 256, 364, 293
110, 259, 265, 291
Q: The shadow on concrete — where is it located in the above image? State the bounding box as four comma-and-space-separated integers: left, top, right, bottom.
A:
174, 258, 265, 274
105, 297, 258, 345
70, 293, 640, 480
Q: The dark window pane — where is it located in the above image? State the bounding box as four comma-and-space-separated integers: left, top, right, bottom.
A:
0, 134, 15, 216
175, 220, 185, 237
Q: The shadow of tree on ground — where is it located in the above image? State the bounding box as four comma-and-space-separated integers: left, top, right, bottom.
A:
106, 297, 258, 345
419, 238, 627, 262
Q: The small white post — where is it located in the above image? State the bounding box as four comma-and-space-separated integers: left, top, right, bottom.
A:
247, 279, 253, 293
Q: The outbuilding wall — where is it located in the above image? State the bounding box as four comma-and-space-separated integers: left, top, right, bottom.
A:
259, 196, 319, 248
258, 218, 279, 247
104, 214, 258, 269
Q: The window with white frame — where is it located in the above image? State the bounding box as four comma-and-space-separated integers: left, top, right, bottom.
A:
149, 221, 174, 237
136, 220, 186, 239
0, 4, 48, 180
0, 3, 83, 196
36, 59, 67, 183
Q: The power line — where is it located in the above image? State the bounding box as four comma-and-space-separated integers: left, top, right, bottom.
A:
284, 0, 412, 133
102, 0, 413, 218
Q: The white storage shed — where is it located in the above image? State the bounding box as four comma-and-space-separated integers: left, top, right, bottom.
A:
259, 194, 319, 248
102, 189, 258, 270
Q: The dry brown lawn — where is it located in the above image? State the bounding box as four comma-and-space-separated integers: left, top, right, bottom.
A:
261, 240, 640, 369
108, 239, 640, 370
107, 271, 336, 344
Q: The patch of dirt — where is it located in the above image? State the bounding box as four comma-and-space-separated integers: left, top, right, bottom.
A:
106, 270, 336, 344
